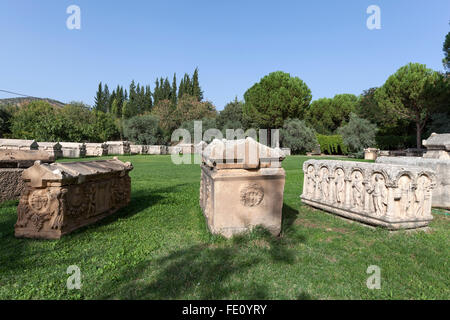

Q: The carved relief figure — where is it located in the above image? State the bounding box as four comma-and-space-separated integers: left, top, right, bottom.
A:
335, 169, 345, 204
396, 175, 413, 216
319, 167, 330, 200
306, 165, 316, 197
351, 171, 364, 208
367, 174, 387, 216
414, 176, 431, 217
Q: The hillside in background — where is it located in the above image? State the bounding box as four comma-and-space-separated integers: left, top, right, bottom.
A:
0, 97, 66, 108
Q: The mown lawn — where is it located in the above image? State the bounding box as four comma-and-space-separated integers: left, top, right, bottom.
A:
0, 155, 448, 299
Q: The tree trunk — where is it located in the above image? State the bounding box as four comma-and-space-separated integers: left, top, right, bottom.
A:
416, 121, 422, 149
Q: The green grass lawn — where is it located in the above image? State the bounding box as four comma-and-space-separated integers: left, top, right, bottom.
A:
0, 155, 449, 299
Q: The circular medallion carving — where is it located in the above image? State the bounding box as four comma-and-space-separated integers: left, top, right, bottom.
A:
29, 190, 49, 212
240, 184, 264, 207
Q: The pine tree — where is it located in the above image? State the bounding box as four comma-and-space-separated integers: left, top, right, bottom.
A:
192, 67, 204, 101
94, 82, 104, 112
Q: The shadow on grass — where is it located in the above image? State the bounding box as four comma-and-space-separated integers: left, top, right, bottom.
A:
98, 223, 308, 300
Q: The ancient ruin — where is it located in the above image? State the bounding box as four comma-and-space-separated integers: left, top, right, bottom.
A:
300, 159, 436, 230
14, 157, 133, 239
364, 148, 379, 160
0, 139, 39, 151
59, 142, 86, 158
281, 148, 291, 156
0, 150, 54, 203
38, 142, 63, 158
106, 141, 131, 155
130, 145, 148, 155
200, 137, 286, 238
376, 156, 450, 210
422, 133, 450, 160
85, 143, 108, 157
146, 145, 168, 155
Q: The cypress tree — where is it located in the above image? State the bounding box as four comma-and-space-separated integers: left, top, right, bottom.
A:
171, 73, 177, 106
94, 82, 104, 111
192, 67, 204, 101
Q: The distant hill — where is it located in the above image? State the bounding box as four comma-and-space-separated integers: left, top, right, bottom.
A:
0, 97, 66, 108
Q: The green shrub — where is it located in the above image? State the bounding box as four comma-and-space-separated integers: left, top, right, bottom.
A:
316, 134, 348, 155
375, 135, 416, 150
337, 113, 377, 158
280, 118, 318, 154
123, 114, 164, 145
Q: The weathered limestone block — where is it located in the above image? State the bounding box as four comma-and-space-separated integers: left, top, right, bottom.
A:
106, 141, 131, 155
146, 145, 165, 155
0, 150, 54, 202
376, 156, 450, 209
85, 143, 108, 157
176, 141, 194, 154
130, 145, 148, 155
200, 137, 286, 238
195, 141, 207, 154
281, 148, 291, 156
423, 133, 450, 159
59, 142, 86, 158
14, 157, 133, 239
364, 148, 379, 160
300, 159, 436, 230
168, 146, 182, 155
0, 139, 39, 150
38, 142, 63, 159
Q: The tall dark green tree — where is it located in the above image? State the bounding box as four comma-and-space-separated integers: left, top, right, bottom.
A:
171, 73, 177, 105
443, 25, 450, 71
94, 82, 105, 112
192, 67, 203, 101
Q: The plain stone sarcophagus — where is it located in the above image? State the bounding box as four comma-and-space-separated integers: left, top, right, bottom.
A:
376, 156, 450, 209
14, 158, 133, 239
85, 143, 108, 157
38, 142, 63, 159
59, 142, 86, 158
200, 138, 286, 238
130, 145, 148, 155
281, 148, 291, 156
146, 145, 166, 155
0, 139, 39, 151
364, 148, 379, 160
0, 150, 54, 203
423, 133, 450, 160
300, 160, 436, 230
106, 141, 131, 155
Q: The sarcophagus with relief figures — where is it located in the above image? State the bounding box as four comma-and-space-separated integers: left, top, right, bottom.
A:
300, 160, 436, 230
15, 157, 133, 239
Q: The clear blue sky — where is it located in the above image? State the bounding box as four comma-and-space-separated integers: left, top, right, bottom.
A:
0, 0, 448, 110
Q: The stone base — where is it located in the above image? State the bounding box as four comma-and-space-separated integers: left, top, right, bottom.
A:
301, 198, 432, 230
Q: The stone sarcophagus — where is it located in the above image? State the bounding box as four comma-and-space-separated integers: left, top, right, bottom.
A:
300, 160, 436, 230
59, 142, 86, 158
423, 133, 450, 160
130, 145, 148, 155
200, 138, 286, 238
15, 158, 133, 239
85, 143, 108, 157
376, 156, 450, 209
146, 145, 166, 155
38, 142, 63, 159
0, 139, 39, 151
106, 141, 131, 155
0, 150, 54, 203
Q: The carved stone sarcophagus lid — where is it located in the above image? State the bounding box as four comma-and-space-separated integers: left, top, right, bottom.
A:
0, 150, 55, 203
300, 160, 436, 230
37, 142, 63, 159
0, 139, 39, 150
423, 133, 450, 160
85, 143, 108, 157
15, 157, 133, 239
200, 137, 286, 238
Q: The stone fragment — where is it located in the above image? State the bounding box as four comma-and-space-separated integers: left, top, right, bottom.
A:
300, 159, 436, 230
37, 142, 63, 159
146, 145, 166, 155
130, 145, 148, 155
200, 137, 286, 238
423, 133, 450, 160
0, 139, 39, 150
281, 148, 291, 156
85, 143, 108, 157
376, 156, 450, 209
14, 157, 133, 239
0, 150, 54, 203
